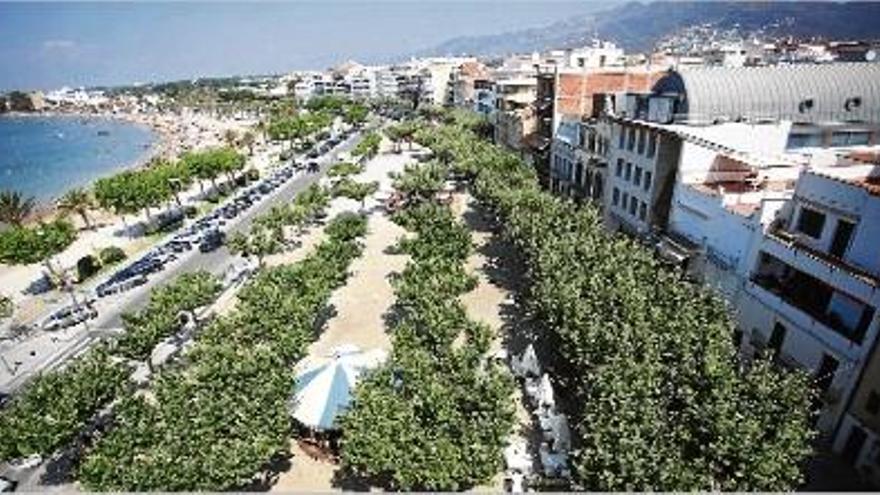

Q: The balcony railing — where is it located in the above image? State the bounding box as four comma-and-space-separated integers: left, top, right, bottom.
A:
767, 224, 880, 289
747, 278, 868, 349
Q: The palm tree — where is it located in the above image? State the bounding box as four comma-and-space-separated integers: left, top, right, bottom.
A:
57, 188, 95, 230
0, 190, 35, 226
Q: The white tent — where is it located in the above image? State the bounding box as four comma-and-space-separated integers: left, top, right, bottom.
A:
291, 346, 386, 430
503, 438, 533, 473
512, 343, 540, 378
539, 411, 571, 452
537, 373, 555, 409
539, 443, 571, 479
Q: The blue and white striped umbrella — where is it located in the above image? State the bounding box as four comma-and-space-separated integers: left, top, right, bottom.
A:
291, 346, 386, 430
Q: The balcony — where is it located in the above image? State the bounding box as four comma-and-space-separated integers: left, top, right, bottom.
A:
769, 223, 879, 285
750, 252, 875, 347
765, 226, 879, 301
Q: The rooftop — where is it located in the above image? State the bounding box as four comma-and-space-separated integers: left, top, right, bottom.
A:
652, 62, 880, 124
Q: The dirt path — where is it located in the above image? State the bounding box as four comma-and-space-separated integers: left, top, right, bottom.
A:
269, 145, 413, 492
453, 192, 542, 491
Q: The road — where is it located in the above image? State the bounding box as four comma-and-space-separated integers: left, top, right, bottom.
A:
0, 128, 367, 394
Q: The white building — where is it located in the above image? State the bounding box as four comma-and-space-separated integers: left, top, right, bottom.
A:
741, 161, 880, 434
565, 64, 880, 465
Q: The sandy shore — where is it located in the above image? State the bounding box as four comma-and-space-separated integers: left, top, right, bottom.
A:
0, 109, 268, 311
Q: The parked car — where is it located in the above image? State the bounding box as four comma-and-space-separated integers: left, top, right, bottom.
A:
167, 240, 193, 252
199, 230, 225, 253
41, 303, 98, 331
97, 274, 147, 297
0, 476, 18, 492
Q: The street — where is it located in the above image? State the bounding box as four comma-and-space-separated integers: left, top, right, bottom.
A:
0, 128, 366, 395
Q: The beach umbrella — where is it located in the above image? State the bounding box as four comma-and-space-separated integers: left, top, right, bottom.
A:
291, 346, 386, 430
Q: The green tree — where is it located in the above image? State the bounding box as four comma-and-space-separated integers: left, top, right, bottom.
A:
240, 131, 256, 155
327, 162, 364, 178
407, 112, 817, 491
228, 228, 280, 267
0, 190, 35, 226
332, 178, 379, 209
0, 347, 129, 461
391, 162, 446, 205
339, 197, 512, 491
57, 188, 95, 230
79, 213, 369, 491
0, 219, 77, 266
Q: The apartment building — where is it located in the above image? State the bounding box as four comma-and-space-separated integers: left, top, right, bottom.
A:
450, 61, 489, 109
560, 64, 880, 465
836, 329, 880, 486
742, 163, 880, 435
473, 78, 495, 117
543, 68, 664, 187
493, 76, 538, 154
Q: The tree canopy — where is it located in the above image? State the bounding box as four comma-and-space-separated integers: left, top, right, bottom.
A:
339, 195, 514, 490
0, 219, 77, 265
406, 114, 816, 491
79, 213, 369, 490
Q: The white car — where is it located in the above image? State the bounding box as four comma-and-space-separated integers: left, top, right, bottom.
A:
40, 303, 98, 331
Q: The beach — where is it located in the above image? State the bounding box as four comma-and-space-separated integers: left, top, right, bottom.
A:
0, 107, 270, 312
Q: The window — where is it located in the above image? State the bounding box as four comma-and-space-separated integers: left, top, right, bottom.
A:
637, 129, 646, 154
634, 166, 642, 187
643, 171, 652, 191
786, 133, 823, 149
732, 329, 743, 349
815, 353, 839, 395
615, 159, 623, 177
629, 196, 638, 216
829, 219, 855, 258
621, 192, 629, 210
831, 131, 871, 147
639, 201, 647, 221
618, 126, 626, 149
647, 134, 657, 157
797, 207, 826, 239
612, 187, 620, 206
866, 391, 880, 416
625, 162, 632, 181
768, 322, 786, 358
627, 128, 636, 151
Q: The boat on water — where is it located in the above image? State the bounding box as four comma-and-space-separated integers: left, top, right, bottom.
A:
97, 130, 110, 136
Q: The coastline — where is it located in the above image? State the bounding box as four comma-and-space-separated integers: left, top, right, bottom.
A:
3, 108, 253, 221
1, 112, 166, 219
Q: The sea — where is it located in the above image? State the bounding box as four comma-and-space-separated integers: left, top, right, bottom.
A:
0, 115, 156, 204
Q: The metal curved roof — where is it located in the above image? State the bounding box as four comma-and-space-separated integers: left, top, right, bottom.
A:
652, 63, 880, 124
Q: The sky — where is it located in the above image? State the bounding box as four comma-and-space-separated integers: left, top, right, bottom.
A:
0, 1, 610, 91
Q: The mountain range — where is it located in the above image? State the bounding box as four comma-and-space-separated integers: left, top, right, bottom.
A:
416, 1, 880, 58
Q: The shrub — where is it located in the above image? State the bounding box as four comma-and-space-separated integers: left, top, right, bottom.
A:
99, 246, 127, 265
76, 255, 101, 282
